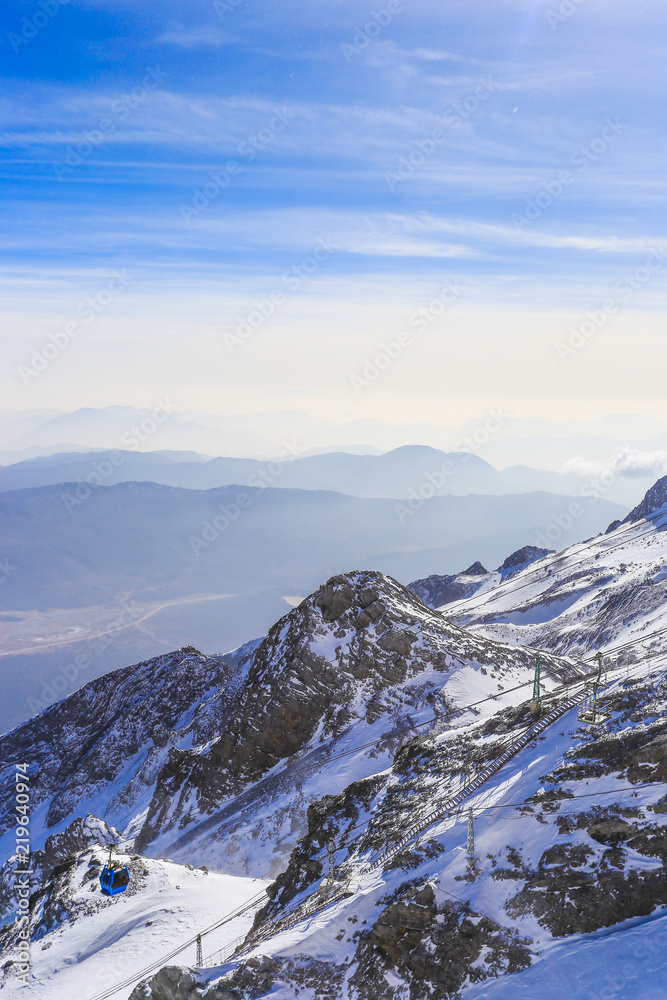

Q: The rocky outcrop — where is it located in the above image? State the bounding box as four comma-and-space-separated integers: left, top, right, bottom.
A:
255, 774, 386, 924
136, 571, 573, 855
129, 965, 243, 1000
351, 881, 532, 999
0, 648, 229, 840
504, 836, 667, 936
0, 813, 120, 915
409, 546, 553, 609
408, 562, 489, 609
499, 544, 553, 574
620, 473, 667, 525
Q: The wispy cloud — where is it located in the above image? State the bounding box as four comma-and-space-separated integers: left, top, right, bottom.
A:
2, 0, 667, 421
156, 26, 229, 49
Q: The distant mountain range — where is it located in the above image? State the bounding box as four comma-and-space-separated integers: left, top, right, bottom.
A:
2, 407, 667, 481
0, 444, 648, 504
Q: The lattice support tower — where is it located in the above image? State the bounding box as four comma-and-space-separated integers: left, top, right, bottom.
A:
467, 807, 475, 858
196, 933, 203, 968
529, 655, 541, 715
578, 651, 610, 725
327, 840, 336, 883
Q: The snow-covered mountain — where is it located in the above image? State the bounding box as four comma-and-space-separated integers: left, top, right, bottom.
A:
0, 822, 267, 1000
132, 651, 667, 1000
0, 647, 228, 858
438, 475, 667, 665
4, 476, 667, 998
133, 573, 576, 877
123, 476, 667, 999
0, 573, 577, 882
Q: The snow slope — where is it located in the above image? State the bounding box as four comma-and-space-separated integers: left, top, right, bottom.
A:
441, 488, 667, 664
135, 571, 579, 878
465, 910, 667, 1000
1, 847, 267, 1000
176, 655, 667, 1000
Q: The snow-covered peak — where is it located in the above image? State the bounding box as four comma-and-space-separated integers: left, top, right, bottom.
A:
498, 544, 554, 577
440, 487, 667, 663
0, 570, 576, 890
133, 570, 576, 877
621, 472, 667, 525
134, 655, 667, 1000
409, 545, 554, 609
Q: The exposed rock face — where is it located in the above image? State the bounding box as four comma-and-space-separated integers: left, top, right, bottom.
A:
256, 775, 386, 923
543, 705, 667, 786
0, 648, 229, 841
503, 831, 667, 936
129, 965, 242, 1000
587, 818, 638, 844
620, 473, 667, 525
499, 545, 553, 573
351, 882, 532, 999
408, 546, 553, 610
204, 883, 532, 1000
408, 563, 489, 609
462, 560, 488, 576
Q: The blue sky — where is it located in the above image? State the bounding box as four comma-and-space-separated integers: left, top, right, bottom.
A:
1, 0, 666, 428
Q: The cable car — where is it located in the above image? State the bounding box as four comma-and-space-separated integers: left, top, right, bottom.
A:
100, 845, 130, 897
